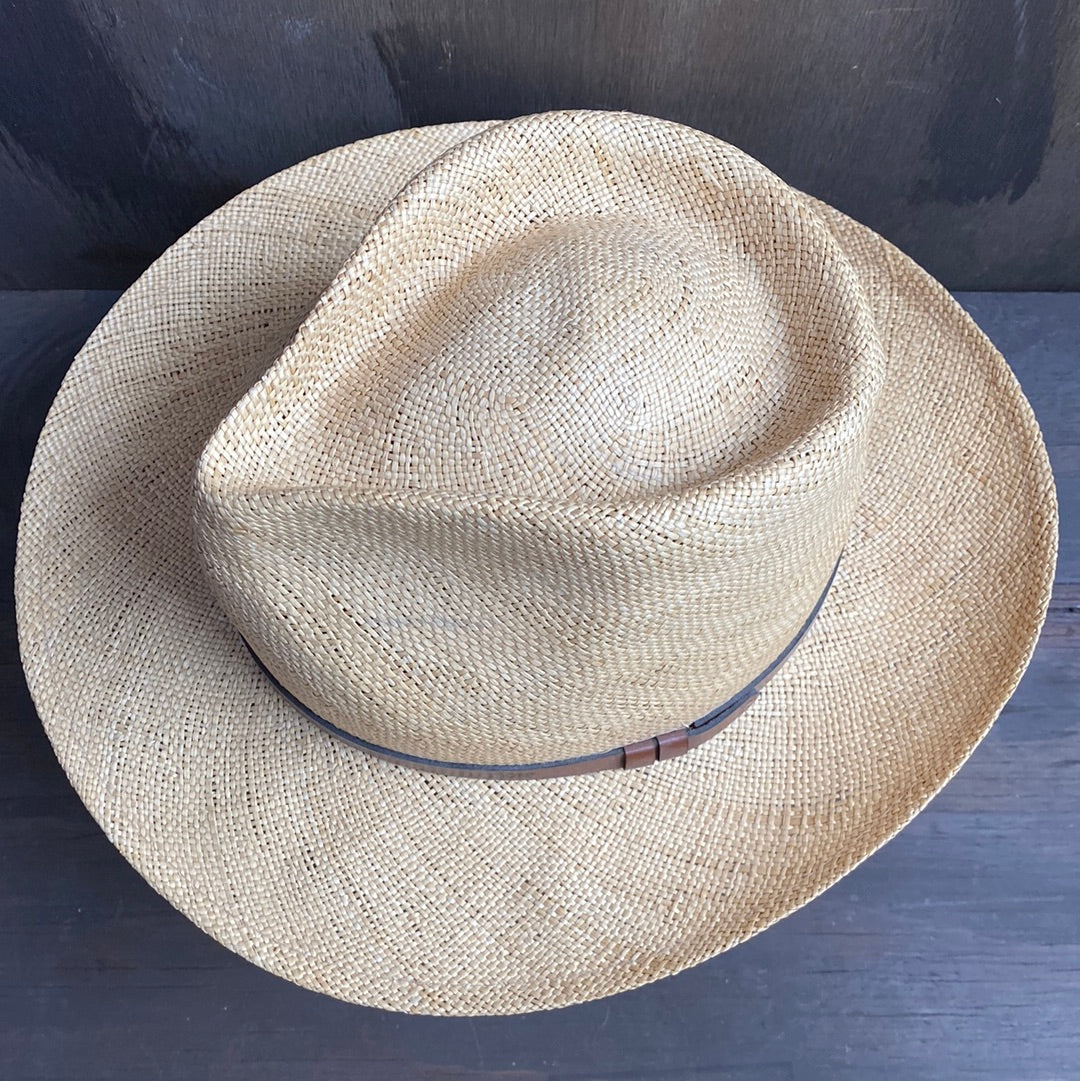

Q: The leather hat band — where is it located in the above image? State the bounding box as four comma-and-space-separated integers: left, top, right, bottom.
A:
244, 555, 841, 780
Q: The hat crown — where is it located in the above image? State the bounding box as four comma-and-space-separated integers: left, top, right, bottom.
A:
341, 211, 788, 503
195, 111, 885, 766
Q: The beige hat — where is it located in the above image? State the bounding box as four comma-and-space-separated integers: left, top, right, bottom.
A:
16, 111, 1056, 1015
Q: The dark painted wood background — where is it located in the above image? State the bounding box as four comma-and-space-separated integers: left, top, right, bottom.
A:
2, 0, 1079, 290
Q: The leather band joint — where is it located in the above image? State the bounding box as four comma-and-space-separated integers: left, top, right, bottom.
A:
623, 728, 691, 768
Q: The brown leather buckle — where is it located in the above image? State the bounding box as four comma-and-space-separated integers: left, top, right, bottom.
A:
622, 737, 659, 769
621, 727, 690, 769
656, 727, 690, 760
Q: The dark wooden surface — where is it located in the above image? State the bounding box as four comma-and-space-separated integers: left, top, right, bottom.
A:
3, 1, 1080, 291
1, 290, 1078, 1078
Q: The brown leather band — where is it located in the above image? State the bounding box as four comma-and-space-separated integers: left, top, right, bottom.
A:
244, 555, 840, 780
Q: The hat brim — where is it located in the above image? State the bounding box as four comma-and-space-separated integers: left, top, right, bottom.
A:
15, 120, 1057, 1016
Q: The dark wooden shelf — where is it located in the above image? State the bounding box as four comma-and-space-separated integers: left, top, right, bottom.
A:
2, 290, 1077, 1080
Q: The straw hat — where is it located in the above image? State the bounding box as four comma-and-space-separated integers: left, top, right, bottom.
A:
16, 111, 1056, 1015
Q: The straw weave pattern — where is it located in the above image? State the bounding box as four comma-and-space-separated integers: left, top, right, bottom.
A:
195, 112, 884, 763
15, 113, 1056, 1014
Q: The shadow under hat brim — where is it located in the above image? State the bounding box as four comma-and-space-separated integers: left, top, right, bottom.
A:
15, 118, 1057, 1016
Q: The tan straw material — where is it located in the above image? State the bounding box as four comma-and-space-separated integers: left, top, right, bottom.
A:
16, 111, 1057, 1015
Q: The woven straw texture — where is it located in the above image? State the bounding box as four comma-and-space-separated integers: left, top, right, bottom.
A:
16, 112, 1056, 1015
194, 113, 883, 765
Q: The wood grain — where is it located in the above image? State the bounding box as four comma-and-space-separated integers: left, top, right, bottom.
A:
1, 2, 1079, 290
0, 291, 1077, 1079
